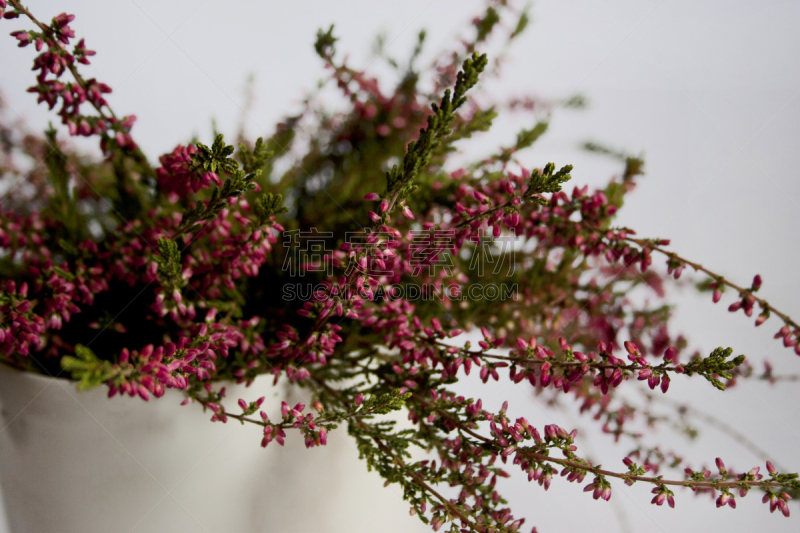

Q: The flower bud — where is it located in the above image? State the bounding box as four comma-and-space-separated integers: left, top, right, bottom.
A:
624, 340, 639, 355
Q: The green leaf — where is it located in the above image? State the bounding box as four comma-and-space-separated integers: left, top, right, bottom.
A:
314, 24, 337, 58
61, 345, 114, 391
514, 122, 548, 151
511, 8, 530, 39
154, 237, 182, 284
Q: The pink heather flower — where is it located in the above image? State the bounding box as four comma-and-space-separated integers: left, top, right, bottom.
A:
156, 144, 220, 199
713, 289, 722, 303
624, 340, 639, 355
763, 492, 776, 510
716, 457, 727, 475
363, 192, 380, 201
53, 13, 75, 27
11, 31, 31, 46
355, 393, 364, 406
779, 501, 790, 517
775, 325, 790, 338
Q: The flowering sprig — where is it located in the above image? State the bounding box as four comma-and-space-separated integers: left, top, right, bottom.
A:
4, 0, 149, 173
607, 232, 800, 356
418, 331, 742, 395
192, 388, 411, 450
422, 396, 800, 502
368, 51, 489, 228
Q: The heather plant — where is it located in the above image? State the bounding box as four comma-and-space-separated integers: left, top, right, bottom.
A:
1, 1, 798, 531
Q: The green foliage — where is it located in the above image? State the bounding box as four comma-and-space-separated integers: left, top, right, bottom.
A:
359, 390, 412, 416
43, 126, 84, 241
452, 52, 488, 108
584, 141, 645, 188
177, 134, 260, 235
238, 136, 273, 174
476, 6, 500, 42
314, 24, 337, 58
384, 52, 488, 200
525, 161, 573, 203
515, 122, 549, 151
60, 345, 114, 391
154, 237, 182, 284
511, 7, 531, 39
563, 94, 588, 109
682, 347, 746, 391
410, 29, 427, 68
350, 419, 418, 476
451, 107, 497, 143
191, 134, 239, 176
253, 193, 288, 224
248, 127, 296, 186
696, 277, 722, 294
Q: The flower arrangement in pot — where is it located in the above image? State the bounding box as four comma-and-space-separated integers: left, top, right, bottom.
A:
0, 0, 798, 532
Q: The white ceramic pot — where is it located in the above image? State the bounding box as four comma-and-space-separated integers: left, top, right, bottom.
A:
0, 365, 429, 533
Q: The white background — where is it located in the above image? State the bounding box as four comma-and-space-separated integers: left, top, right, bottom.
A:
1, 1, 799, 532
